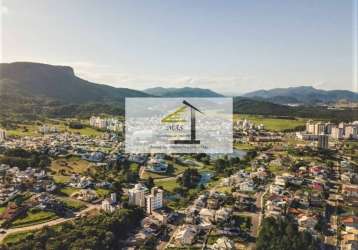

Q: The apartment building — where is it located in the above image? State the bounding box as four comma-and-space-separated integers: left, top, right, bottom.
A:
128, 183, 147, 207
0, 130, 6, 141
146, 187, 163, 214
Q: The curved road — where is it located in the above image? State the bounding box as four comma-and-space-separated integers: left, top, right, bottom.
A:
0, 204, 100, 243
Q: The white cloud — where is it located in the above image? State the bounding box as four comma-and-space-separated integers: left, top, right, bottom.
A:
29, 60, 335, 95
53, 61, 293, 95
1, 5, 9, 15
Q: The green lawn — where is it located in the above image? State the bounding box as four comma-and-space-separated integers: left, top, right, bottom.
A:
95, 188, 111, 198
67, 127, 104, 137
0, 206, 6, 214
50, 156, 92, 184
4, 120, 104, 138
268, 164, 284, 174
5, 124, 40, 137
141, 161, 188, 180
53, 175, 70, 184
58, 187, 80, 197
215, 186, 232, 193
154, 178, 179, 192
3, 231, 35, 245
129, 163, 139, 172
59, 197, 86, 211
244, 165, 253, 172
234, 114, 306, 131
10, 209, 58, 228
234, 142, 255, 150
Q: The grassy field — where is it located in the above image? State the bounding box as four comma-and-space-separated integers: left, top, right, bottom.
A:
234, 114, 306, 131
58, 187, 81, 197
268, 164, 284, 174
154, 178, 179, 192
67, 127, 104, 137
0, 206, 6, 214
5, 124, 40, 137
4, 119, 104, 138
3, 231, 35, 245
50, 156, 91, 184
142, 163, 188, 180
10, 209, 58, 228
53, 175, 70, 184
95, 188, 111, 198
215, 186, 232, 193
234, 142, 255, 150
58, 197, 86, 211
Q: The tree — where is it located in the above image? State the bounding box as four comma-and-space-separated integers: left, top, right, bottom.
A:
6, 208, 145, 250
180, 168, 201, 188
146, 177, 154, 190
257, 217, 319, 250
166, 164, 175, 175
215, 158, 228, 173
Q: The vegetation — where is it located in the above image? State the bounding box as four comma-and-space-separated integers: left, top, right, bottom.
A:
0, 148, 51, 170
256, 217, 319, 250
10, 209, 58, 228
4, 207, 145, 250
235, 114, 306, 131
1, 64, 358, 122
178, 168, 201, 189
58, 198, 86, 211
155, 178, 179, 192
233, 97, 358, 121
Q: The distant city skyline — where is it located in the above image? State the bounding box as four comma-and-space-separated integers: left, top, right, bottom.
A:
1, 0, 357, 94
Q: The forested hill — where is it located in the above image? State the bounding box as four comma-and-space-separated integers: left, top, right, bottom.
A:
0, 62, 357, 121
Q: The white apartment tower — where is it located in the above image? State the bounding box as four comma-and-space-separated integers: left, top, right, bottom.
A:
331, 127, 343, 139
0, 130, 6, 141
128, 183, 147, 207
318, 134, 329, 149
314, 122, 325, 135
146, 187, 163, 214
306, 120, 315, 134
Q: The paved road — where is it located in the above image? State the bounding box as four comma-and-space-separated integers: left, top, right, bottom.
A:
0, 204, 100, 243
257, 186, 269, 230
240, 186, 269, 250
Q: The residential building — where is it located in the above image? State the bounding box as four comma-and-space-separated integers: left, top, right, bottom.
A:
331, 127, 343, 139
146, 187, 163, 214
314, 122, 325, 135
318, 134, 329, 149
306, 120, 315, 134
174, 225, 198, 245
345, 125, 358, 139
0, 129, 6, 141
89, 116, 123, 132
128, 183, 147, 207
342, 184, 358, 198
101, 193, 118, 213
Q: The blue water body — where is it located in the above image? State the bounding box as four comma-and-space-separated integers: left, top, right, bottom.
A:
198, 171, 213, 186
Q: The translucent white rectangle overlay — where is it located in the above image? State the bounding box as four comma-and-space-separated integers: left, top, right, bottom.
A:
125, 98, 233, 153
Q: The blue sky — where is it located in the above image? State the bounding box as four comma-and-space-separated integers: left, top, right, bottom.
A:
1, 0, 356, 94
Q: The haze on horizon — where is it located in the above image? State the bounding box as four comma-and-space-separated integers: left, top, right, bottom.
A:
1, 0, 357, 94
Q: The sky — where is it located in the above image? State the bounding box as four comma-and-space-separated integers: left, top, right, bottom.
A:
0, 0, 357, 94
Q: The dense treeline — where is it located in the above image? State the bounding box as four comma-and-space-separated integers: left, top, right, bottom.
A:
4, 207, 145, 250
1, 93, 358, 121
178, 168, 201, 188
233, 97, 358, 121
256, 217, 320, 250
0, 148, 51, 170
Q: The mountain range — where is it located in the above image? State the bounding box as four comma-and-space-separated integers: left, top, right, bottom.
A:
0, 62, 357, 120
243, 86, 358, 105
0, 62, 149, 104
143, 87, 223, 97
